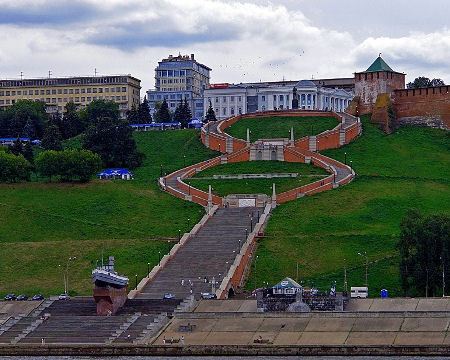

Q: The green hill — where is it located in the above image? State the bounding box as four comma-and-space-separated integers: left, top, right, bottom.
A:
246, 116, 450, 296
0, 130, 217, 297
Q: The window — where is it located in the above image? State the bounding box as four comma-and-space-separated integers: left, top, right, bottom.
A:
92, 88, 97, 93
122, 87, 126, 92
40, 90, 45, 95
223, 96, 227, 102
122, 96, 126, 100
87, 97, 91, 101
35, 90, 39, 95
23, 90, 27, 95
105, 88, 109, 93
81, 89, 85, 94
75, 89, 80, 94
273, 95, 276, 102
279, 95, 283, 101
238, 96, 242, 102
46, 90, 50, 95
215, 97, 219, 103
261, 95, 265, 101
231, 108, 235, 115
230, 96, 234, 102
222, 108, 227, 115
87, 88, 92, 93
63, 89, 68, 94
81, 97, 85, 102
17, 90, 21, 95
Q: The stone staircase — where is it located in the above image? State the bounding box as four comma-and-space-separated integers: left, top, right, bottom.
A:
137, 207, 259, 300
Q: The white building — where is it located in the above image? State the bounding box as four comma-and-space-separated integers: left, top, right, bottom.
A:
204, 80, 353, 120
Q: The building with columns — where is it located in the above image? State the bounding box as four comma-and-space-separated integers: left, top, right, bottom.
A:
204, 80, 353, 120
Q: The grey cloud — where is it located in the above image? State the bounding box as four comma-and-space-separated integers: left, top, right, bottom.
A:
0, 1, 98, 26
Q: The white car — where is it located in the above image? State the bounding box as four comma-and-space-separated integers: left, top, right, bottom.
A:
58, 293, 70, 300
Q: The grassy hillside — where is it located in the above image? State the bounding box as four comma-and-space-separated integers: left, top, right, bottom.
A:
188, 161, 327, 196
225, 116, 339, 142
246, 117, 450, 296
0, 130, 218, 297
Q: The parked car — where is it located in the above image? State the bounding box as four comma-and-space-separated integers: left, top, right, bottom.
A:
58, 293, 70, 300
163, 293, 175, 299
200, 292, 217, 299
16, 294, 28, 301
4, 294, 16, 301
32, 294, 44, 301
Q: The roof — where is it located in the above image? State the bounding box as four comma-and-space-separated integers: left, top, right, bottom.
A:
365, 56, 394, 73
272, 277, 302, 290
295, 80, 317, 88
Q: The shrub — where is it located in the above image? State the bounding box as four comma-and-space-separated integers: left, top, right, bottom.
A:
0, 151, 31, 182
35, 149, 102, 182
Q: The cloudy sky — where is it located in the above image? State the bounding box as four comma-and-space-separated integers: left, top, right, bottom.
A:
0, 0, 449, 93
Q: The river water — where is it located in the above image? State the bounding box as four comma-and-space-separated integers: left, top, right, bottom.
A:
1, 357, 449, 360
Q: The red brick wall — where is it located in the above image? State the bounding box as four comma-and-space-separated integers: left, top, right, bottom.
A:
393, 86, 450, 128
316, 130, 340, 150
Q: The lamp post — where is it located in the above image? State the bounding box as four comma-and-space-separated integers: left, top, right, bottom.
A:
135, 274, 138, 290
358, 251, 368, 288
344, 152, 347, 165
187, 218, 190, 229
344, 258, 348, 294
160, 164, 163, 177
441, 256, 445, 297
250, 217, 253, 232
238, 239, 241, 253
350, 160, 353, 173
158, 251, 161, 266
254, 255, 259, 290
183, 155, 186, 167
178, 229, 181, 241
245, 228, 248, 239
147, 262, 150, 277
62, 256, 76, 295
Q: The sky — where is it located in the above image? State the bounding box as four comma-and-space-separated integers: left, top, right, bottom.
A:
0, 0, 449, 94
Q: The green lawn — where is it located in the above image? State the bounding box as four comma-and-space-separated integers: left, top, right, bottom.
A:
188, 161, 327, 196
0, 130, 218, 297
246, 116, 450, 297
225, 116, 339, 142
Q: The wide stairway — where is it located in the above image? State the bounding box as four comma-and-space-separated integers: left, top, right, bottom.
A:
137, 207, 259, 299
0, 298, 181, 344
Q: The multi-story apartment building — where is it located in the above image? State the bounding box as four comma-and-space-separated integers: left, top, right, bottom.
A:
0, 75, 141, 118
147, 54, 211, 119
204, 80, 354, 120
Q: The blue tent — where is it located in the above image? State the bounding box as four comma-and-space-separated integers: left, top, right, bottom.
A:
188, 118, 203, 129
97, 168, 133, 180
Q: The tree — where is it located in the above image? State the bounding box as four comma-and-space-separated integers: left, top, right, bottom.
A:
181, 98, 192, 128
126, 105, 140, 124
10, 138, 24, 156
407, 77, 446, 89
41, 124, 63, 151
138, 96, 152, 124
0, 151, 31, 182
61, 102, 82, 139
398, 210, 450, 297
82, 101, 144, 169
0, 100, 47, 138
173, 102, 183, 123
22, 141, 34, 163
155, 99, 171, 123
204, 101, 217, 123
35, 149, 101, 182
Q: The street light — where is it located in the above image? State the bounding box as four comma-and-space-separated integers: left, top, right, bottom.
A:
344, 152, 347, 165
350, 160, 353, 173
160, 164, 163, 177
147, 262, 150, 277
158, 251, 161, 266
238, 239, 241, 253
178, 229, 181, 241
245, 228, 248, 239
135, 274, 138, 290
358, 251, 368, 287
183, 155, 186, 167
61, 256, 76, 295
187, 218, 190, 229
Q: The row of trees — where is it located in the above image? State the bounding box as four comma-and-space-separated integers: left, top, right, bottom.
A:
146, 99, 217, 126
1, 99, 144, 182
407, 76, 445, 89
35, 149, 102, 182
398, 210, 450, 297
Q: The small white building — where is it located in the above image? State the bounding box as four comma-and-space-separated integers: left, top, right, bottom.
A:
204, 80, 353, 120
